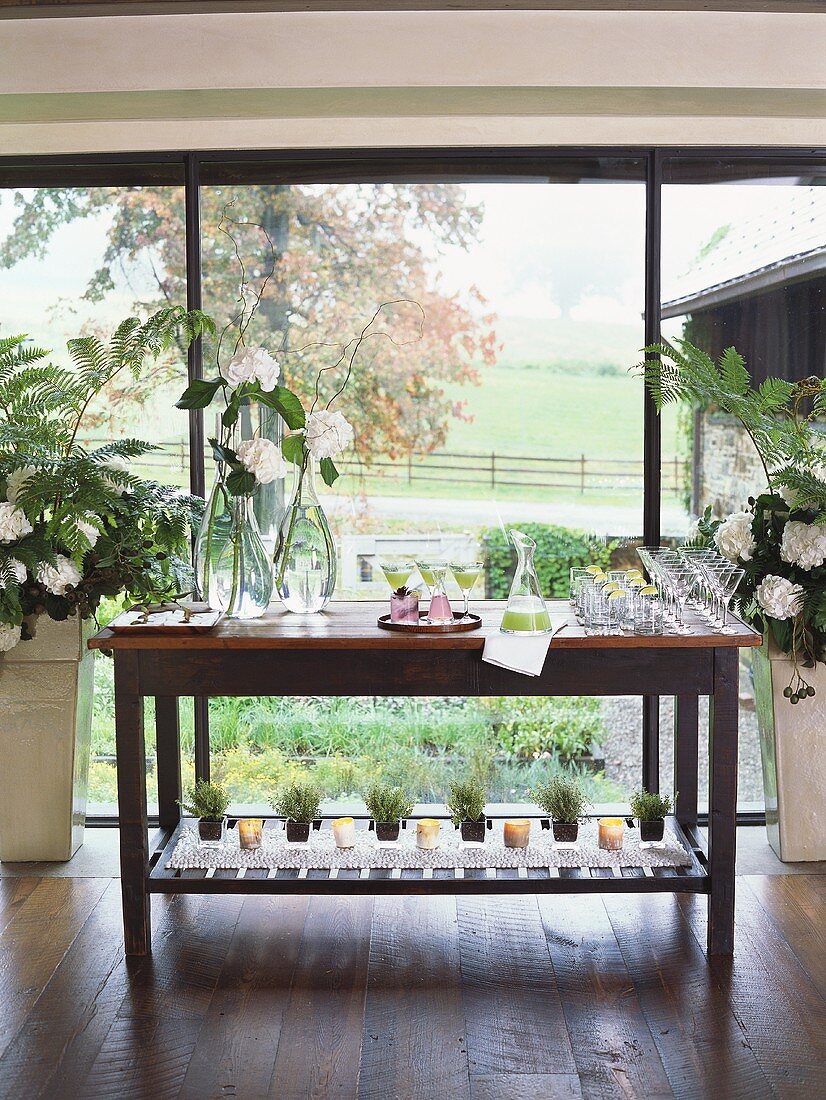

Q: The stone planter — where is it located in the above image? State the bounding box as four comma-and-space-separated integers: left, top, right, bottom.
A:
753, 638, 826, 862
0, 616, 94, 862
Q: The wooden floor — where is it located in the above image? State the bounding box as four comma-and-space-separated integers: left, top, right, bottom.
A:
0, 873, 823, 1099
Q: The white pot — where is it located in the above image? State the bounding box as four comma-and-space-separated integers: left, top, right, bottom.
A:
753, 637, 826, 862
0, 615, 95, 862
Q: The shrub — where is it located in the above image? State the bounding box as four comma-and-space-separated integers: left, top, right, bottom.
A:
365, 782, 415, 823
531, 775, 589, 823
481, 522, 616, 600
446, 779, 486, 826
482, 696, 601, 761
178, 779, 229, 822
271, 778, 322, 823
629, 788, 673, 821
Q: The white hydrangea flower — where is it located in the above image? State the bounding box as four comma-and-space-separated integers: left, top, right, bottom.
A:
76, 518, 100, 549
6, 465, 36, 505
102, 454, 130, 497
780, 519, 826, 571
714, 510, 756, 563
305, 409, 355, 460
0, 622, 21, 653
236, 437, 288, 485
37, 554, 83, 596
756, 574, 804, 621
0, 502, 33, 544
685, 517, 701, 543
224, 347, 281, 392
0, 559, 27, 588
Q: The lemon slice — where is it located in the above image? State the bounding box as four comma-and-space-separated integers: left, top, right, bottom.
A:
592, 571, 608, 583
626, 569, 644, 579
607, 590, 625, 601
602, 581, 621, 593
638, 585, 659, 595
585, 565, 603, 575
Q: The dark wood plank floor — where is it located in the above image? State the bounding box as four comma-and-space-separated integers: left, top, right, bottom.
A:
0, 874, 823, 1099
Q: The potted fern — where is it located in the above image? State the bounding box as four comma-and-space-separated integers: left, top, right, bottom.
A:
365, 782, 414, 844
532, 775, 589, 844
179, 779, 231, 847
643, 341, 826, 860
0, 308, 210, 862
446, 780, 488, 844
629, 789, 672, 844
271, 779, 322, 842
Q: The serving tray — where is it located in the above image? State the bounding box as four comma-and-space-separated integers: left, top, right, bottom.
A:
377, 612, 482, 634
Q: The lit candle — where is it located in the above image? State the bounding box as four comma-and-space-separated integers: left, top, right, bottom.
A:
417, 818, 441, 849
598, 817, 625, 851
332, 816, 357, 849
503, 819, 531, 848
238, 818, 264, 851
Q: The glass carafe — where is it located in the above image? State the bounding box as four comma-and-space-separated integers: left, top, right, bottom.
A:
500, 529, 552, 635
274, 456, 337, 614
213, 494, 273, 619
426, 564, 454, 624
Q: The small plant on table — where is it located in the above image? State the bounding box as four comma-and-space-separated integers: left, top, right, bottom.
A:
178, 779, 230, 846
365, 782, 414, 844
630, 788, 673, 843
272, 779, 322, 842
532, 775, 589, 844
447, 779, 488, 844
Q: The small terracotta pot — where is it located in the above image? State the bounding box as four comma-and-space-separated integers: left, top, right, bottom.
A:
552, 821, 579, 844
460, 819, 487, 844
374, 821, 401, 843
639, 818, 665, 843
286, 821, 311, 843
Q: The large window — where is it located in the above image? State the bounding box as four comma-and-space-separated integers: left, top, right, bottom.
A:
1, 149, 823, 819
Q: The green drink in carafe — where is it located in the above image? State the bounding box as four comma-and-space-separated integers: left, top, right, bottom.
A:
500, 530, 553, 635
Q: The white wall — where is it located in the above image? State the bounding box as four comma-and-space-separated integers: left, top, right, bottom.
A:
1, 8, 824, 153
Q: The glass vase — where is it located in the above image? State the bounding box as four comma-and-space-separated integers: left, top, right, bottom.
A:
274, 456, 336, 614
193, 467, 233, 604
213, 494, 273, 619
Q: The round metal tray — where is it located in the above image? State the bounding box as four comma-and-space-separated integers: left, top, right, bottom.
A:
377, 612, 482, 634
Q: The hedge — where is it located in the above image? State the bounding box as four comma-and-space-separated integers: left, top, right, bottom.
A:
481, 523, 616, 599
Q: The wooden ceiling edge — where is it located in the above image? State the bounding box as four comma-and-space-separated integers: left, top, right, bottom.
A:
2, 1, 825, 18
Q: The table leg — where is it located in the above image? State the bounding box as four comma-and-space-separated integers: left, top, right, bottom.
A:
114, 652, 151, 956
155, 696, 181, 833
707, 647, 739, 955
674, 694, 699, 828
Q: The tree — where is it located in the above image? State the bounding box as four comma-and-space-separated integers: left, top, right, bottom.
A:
0, 184, 497, 459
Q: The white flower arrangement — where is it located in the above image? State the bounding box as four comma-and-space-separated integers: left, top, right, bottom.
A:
714, 511, 756, 563
236, 437, 288, 485
756, 575, 804, 621
305, 409, 355, 460
36, 555, 83, 596
224, 346, 281, 392
780, 520, 826, 572
0, 502, 34, 544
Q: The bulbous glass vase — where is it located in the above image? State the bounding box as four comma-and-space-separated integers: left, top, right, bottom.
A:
274, 457, 336, 614
213, 495, 273, 619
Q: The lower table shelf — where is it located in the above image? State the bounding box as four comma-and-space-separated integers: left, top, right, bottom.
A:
148, 816, 709, 896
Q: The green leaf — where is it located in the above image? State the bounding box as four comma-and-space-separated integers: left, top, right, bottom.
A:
281, 434, 305, 466
175, 377, 223, 410
255, 386, 306, 430
208, 438, 239, 468
221, 405, 239, 429
226, 469, 256, 496
319, 457, 339, 486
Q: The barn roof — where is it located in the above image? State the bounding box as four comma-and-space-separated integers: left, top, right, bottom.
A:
661, 187, 826, 319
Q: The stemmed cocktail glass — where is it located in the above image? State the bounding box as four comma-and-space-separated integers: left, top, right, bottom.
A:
450, 561, 483, 620
378, 559, 415, 591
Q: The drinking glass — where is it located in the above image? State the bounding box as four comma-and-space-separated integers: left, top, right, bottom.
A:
415, 560, 445, 598
699, 560, 736, 627
660, 563, 695, 634
569, 566, 591, 608
378, 558, 415, 592
450, 561, 483, 619
718, 567, 746, 634
634, 590, 664, 635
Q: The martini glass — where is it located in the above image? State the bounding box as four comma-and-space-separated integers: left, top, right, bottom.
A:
450, 561, 483, 619
378, 558, 414, 592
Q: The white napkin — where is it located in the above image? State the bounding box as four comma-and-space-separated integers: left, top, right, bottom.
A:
482, 617, 566, 677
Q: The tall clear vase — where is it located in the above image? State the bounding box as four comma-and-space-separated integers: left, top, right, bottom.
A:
193, 466, 233, 604
274, 456, 336, 614
213, 494, 273, 619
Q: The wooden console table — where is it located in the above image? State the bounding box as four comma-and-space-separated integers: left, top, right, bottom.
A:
89, 600, 761, 957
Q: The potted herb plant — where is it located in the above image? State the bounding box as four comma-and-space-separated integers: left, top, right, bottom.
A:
629, 789, 672, 844
178, 778, 230, 847
0, 308, 210, 862
271, 779, 322, 842
532, 775, 589, 843
447, 780, 487, 844
365, 782, 414, 844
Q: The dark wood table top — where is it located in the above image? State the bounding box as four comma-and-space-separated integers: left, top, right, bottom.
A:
89, 600, 762, 652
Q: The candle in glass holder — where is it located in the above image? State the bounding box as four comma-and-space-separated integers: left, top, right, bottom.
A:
238, 818, 264, 851
598, 817, 625, 851
332, 816, 356, 849
417, 818, 441, 849
503, 819, 531, 848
